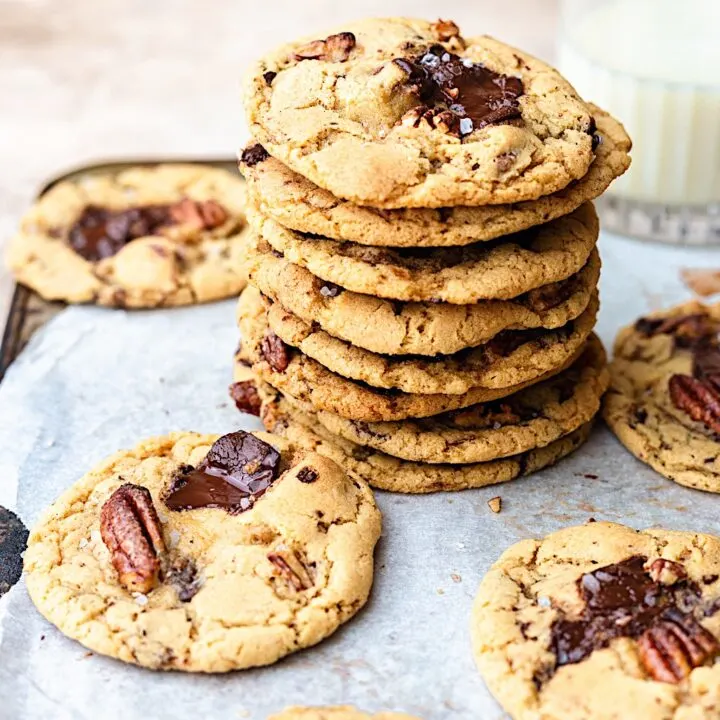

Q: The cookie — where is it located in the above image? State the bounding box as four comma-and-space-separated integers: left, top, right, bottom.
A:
237, 286, 585, 421
603, 301, 720, 493
248, 202, 598, 303
247, 240, 600, 356
24, 430, 381, 671
241, 106, 629, 247
285, 335, 608, 464
471, 521, 720, 720
269, 707, 421, 720
244, 18, 597, 208
261, 391, 593, 493
264, 291, 598, 395
6, 164, 250, 308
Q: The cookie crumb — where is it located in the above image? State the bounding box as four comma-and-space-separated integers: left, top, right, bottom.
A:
681, 268, 720, 297
487, 496, 502, 513
451, 573, 462, 583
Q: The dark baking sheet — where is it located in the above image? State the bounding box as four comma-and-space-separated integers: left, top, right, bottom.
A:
0, 157, 239, 382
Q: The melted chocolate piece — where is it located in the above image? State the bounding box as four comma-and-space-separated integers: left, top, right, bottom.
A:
395, 44, 523, 134
550, 556, 706, 669
240, 144, 270, 167
165, 431, 281, 513
68, 204, 173, 261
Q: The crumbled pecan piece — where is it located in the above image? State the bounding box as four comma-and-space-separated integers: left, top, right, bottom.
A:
399, 105, 461, 136
267, 548, 314, 591
100, 484, 166, 594
165, 557, 202, 602
487, 496, 502, 513
669, 374, 720, 434
646, 558, 688, 585
229, 380, 262, 416
431, 19, 460, 41
638, 609, 720, 683
260, 331, 290, 372
294, 32, 356, 62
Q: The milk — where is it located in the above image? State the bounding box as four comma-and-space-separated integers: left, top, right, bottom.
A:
557, 0, 720, 207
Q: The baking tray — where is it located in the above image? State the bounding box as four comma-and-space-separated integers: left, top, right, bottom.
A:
0, 158, 239, 382
2, 175, 720, 718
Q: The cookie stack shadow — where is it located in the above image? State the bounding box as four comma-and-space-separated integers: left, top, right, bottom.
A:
232, 21, 632, 493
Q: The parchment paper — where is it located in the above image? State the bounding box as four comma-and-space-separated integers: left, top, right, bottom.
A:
1, 233, 720, 720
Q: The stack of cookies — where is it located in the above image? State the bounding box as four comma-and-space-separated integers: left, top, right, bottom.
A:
233, 17, 631, 493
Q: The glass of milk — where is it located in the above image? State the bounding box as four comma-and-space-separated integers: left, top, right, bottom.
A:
557, 0, 720, 245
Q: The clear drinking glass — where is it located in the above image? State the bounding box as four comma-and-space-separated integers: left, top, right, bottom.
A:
557, 0, 720, 245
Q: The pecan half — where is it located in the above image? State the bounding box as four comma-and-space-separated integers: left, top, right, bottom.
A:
100, 484, 166, 594
169, 198, 228, 230
294, 32, 356, 63
260, 331, 290, 372
669, 374, 720, 434
229, 380, 262, 416
268, 548, 314, 591
638, 609, 720, 683
646, 558, 687, 586
431, 19, 460, 41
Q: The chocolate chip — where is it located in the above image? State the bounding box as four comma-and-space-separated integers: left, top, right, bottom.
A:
260, 331, 290, 372
297, 467, 318, 483
164, 431, 281, 514
240, 144, 270, 168
263, 71, 277, 85
229, 380, 262, 416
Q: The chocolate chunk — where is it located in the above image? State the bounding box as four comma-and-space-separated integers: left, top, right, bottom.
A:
229, 380, 262, 416
240, 144, 270, 168
68, 204, 172, 261
296, 467, 318, 483
0, 506, 29, 598
263, 71, 277, 85
549, 556, 715, 678
261, 332, 290, 372
165, 431, 281, 513
394, 45, 523, 134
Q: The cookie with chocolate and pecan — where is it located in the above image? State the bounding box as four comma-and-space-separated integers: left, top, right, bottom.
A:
472, 521, 720, 719
276, 335, 608, 464
247, 202, 598, 304
241, 107, 629, 247
237, 286, 590, 421
258, 386, 592, 493
24, 430, 380, 671
6, 164, 250, 308
247, 238, 600, 356
244, 18, 598, 208
604, 301, 720, 492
